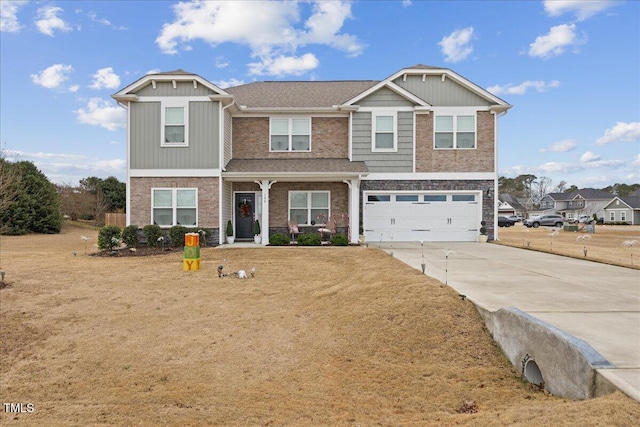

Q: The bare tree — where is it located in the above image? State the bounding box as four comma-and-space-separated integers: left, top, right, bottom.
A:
532, 176, 553, 203
554, 180, 568, 193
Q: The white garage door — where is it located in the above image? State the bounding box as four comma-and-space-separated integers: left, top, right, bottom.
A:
364, 193, 480, 242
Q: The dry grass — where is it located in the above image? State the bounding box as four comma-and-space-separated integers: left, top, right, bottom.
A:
1, 223, 639, 426
495, 224, 640, 270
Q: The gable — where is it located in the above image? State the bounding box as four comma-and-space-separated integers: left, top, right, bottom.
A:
358, 86, 415, 107
394, 74, 491, 107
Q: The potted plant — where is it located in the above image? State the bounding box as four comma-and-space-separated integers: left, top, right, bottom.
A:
253, 219, 261, 244
478, 220, 488, 243
226, 220, 234, 244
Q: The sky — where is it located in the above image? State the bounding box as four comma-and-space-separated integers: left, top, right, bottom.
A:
1, 0, 638, 190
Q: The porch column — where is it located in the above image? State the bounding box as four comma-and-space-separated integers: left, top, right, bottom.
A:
256, 180, 276, 246
344, 179, 360, 244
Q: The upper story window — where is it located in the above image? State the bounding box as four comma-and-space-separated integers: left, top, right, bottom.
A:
161, 101, 189, 147
152, 188, 197, 227
270, 118, 311, 152
372, 112, 396, 151
434, 114, 475, 149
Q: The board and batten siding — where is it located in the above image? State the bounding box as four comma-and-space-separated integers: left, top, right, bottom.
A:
130, 101, 221, 169
394, 75, 492, 107
136, 81, 216, 97
351, 111, 413, 173
358, 86, 414, 108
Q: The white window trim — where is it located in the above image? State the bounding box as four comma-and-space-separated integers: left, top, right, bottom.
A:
161, 100, 189, 147
151, 187, 198, 227
288, 190, 330, 226
269, 117, 312, 152
433, 111, 477, 150
371, 111, 397, 152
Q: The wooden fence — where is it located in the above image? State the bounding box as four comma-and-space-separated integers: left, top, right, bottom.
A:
105, 213, 126, 228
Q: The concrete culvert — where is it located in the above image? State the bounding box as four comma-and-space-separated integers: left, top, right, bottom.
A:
524, 359, 544, 386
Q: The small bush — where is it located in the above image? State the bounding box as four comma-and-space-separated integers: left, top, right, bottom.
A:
97, 225, 122, 251
297, 233, 321, 246
143, 224, 163, 247
330, 233, 349, 246
168, 225, 188, 247
269, 233, 290, 246
122, 225, 139, 248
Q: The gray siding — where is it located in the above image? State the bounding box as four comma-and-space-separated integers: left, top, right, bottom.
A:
394, 75, 491, 106
130, 101, 220, 169
136, 81, 216, 97
223, 108, 232, 167
351, 111, 413, 173
359, 86, 414, 107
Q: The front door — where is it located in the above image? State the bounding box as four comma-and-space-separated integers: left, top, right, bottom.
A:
235, 193, 255, 240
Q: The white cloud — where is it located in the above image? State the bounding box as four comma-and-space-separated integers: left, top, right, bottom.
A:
213, 78, 244, 89
75, 98, 126, 131
248, 53, 319, 77
488, 80, 560, 96
543, 0, 621, 22
155, 0, 362, 76
528, 24, 586, 59
215, 56, 229, 68
88, 11, 126, 30
439, 27, 474, 63
580, 151, 601, 162
1, 0, 27, 33
632, 154, 640, 168
36, 5, 73, 36
89, 67, 121, 90
402, 0, 412, 7
31, 64, 74, 89
595, 121, 640, 145
543, 139, 577, 153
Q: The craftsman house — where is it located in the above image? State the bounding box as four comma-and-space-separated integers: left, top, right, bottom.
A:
535, 189, 614, 222
112, 65, 511, 245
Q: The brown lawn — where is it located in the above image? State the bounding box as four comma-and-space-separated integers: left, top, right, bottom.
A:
495, 223, 640, 270
1, 222, 638, 426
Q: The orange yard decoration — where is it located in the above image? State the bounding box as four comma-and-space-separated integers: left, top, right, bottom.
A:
183, 232, 200, 271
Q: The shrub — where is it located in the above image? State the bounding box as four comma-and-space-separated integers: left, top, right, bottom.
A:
330, 233, 349, 246
143, 224, 163, 247
269, 233, 290, 246
122, 225, 139, 248
168, 225, 188, 247
297, 233, 321, 246
97, 225, 122, 251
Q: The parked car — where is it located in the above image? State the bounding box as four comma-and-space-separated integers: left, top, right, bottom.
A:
568, 215, 592, 224
498, 216, 516, 227
524, 215, 564, 228
507, 215, 523, 222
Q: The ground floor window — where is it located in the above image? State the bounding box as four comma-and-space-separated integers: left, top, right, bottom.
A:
152, 188, 197, 226
289, 191, 329, 225
621, 211, 626, 222
609, 211, 615, 222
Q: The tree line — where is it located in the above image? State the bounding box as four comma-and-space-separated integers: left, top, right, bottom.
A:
0, 158, 125, 235
499, 174, 640, 203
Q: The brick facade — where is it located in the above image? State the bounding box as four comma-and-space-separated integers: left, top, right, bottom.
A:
415, 111, 495, 173
232, 117, 349, 159
129, 176, 219, 228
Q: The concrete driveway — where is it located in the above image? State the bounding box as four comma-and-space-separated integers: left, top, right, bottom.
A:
373, 241, 640, 401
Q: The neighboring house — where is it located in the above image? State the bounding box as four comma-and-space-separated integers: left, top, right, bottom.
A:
535, 189, 614, 221
112, 64, 511, 244
498, 193, 526, 217
603, 196, 640, 224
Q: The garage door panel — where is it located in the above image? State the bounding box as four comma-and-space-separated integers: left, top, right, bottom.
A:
364, 194, 480, 242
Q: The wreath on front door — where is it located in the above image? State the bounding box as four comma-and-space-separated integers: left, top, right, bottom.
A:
238, 200, 251, 218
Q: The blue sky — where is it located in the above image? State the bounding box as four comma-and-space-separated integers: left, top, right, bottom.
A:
1, 0, 638, 190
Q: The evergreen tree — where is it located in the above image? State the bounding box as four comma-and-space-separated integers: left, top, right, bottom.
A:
1, 161, 63, 234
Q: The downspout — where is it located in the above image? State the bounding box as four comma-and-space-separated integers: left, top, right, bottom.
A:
219, 100, 234, 245
117, 101, 131, 227
493, 109, 508, 241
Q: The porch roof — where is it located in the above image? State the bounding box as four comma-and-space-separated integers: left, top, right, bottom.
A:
223, 158, 368, 182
